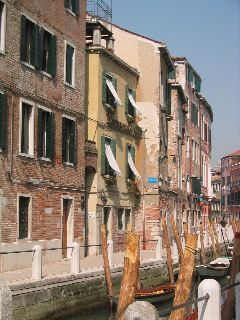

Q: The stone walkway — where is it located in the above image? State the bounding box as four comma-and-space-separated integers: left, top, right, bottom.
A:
0, 250, 157, 286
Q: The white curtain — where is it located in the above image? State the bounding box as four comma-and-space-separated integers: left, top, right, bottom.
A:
105, 142, 121, 176
106, 79, 122, 106
128, 151, 141, 179
128, 93, 141, 115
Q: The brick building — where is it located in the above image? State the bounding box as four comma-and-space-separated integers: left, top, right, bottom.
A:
0, 0, 86, 271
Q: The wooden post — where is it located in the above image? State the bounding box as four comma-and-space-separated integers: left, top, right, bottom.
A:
170, 233, 197, 320
222, 232, 240, 320
170, 216, 183, 264
183, 221, 188, 242
101, 225, 113, 302
116, 232, 140, 320
208, 220, 217, 259
162, 217, 174, 284
212, 220, 221, 257
199, 222, 207, 265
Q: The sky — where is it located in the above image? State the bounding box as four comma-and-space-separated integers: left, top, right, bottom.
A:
111, 0, 240, 166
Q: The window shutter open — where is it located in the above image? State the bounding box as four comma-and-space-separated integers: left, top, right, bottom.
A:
132, 89, 136, 117
110, 138, 116, 158
112, 77, 117, 92
101, 136, 106, 174
125, 85, 129, 114
166, 83, 171, 115
126, 144, 130, 179
46, 112, 55, 160
64, 0, 70, 8
62, 117, 67, 162
188, 68, 193, 82
66, 45, 73, 84
48, 34, 57, 77
69, 120, 76, 164
38, 28, 44, 71
30, 23, 39, 68
20, 15, 27, 61
102, 72, 107, 103
37, 109, 43, 157
72, 0, 79, 15
0, 93, 7, 151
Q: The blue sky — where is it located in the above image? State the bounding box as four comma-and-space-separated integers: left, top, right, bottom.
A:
112, 0, 240, 165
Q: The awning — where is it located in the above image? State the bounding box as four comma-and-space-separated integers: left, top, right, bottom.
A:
105, 142, 121, 176
106, 79, 122, 106
128, 151, 141, 179
128, 93, 141, 115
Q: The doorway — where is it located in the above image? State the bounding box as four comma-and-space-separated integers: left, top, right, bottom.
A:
62, 198, 73, 259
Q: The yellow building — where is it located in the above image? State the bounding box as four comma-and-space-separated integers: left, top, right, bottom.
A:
85, 21, 141, 255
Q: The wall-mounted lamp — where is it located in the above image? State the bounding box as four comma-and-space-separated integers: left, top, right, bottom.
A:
159, 155, 168, 163
169, 154, 177, 163
101, 196, 108, 206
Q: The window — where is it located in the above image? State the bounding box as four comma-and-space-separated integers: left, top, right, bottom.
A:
62, 116, 76, 164
101, 136, 121, 176
64, 0, 79, 16
186, 136, 189, 158
117, 208, 131, 231
20, 16, 38, 67
126, 144, 140, 181
20, 100, 34, 156
39, 28, 56, 76
20, 16, 56, 75
65, 43, 75, 86
192, 139, 195, 161
191, 103, 198, 126
204, 123, 208, 142
38, 108, 55, 160
125, 86, 136, 118
102, 73, 121, 108
0, 92, 7, 152
0, 1, 6, 53
18, 196, 30, 239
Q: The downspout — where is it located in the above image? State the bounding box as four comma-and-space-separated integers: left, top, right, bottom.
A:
158, 47, 162, 228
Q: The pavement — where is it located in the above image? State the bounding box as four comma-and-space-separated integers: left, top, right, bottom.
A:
0, 250, 158, 287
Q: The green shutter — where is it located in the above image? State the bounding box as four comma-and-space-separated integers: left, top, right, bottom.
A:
102, 72, 107, 103
38, 28, 44, 71
112, 77, 117, 92
0, 93, 7, 151
37, 109, 43, 157
30, 23, 39, 68
131, 146, 135, 163
101, 136, 106, 174
132, 90, 136, 117
195, 107, 198, 126
72, 0, 79, 15
69, 120, 76, 164
188, 68, 193, 82
46, 112, 55, 160
66, 45, 73, 84
168, 69, 175, 80
126, 144, 129, 180
48, 34, 57, 76
110, 138, 116, 158
20, 15, 27, 61
166, 83, 171, 115
62, 117, 67, 162
195, 77, 201, 92
64, 0, 70, 8
125, 85, 129, 114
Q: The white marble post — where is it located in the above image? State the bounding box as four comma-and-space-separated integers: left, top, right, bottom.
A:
32, 245, 42, 280
71, 242, 80, 274
198, 279, 221, 320
0, 279, 12, 320
235, 272, 240, 320
155, 236, 162, 260
107, 240, 114, 268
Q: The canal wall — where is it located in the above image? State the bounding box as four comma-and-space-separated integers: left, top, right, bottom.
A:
9, 245, 226, 320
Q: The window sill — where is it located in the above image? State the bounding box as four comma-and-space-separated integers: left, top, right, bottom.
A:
21, 61, 35, 70
0, 48, 5, 55
39, 157, 52, 162
41, 70, 53, 79
104, 103, 117, 113
65, 8, 77, 17
19, 153, 34, 159
65, 82, 75, 89
63, 161, 74, 167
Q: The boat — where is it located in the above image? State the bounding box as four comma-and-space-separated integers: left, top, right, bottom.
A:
111, 283, 175, 306
196, 257, 231, 282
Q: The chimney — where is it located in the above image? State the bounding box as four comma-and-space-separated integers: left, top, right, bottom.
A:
92, 26, 101, 46
106, 36, 115, 53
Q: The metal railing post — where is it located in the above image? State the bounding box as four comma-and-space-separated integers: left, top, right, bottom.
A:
32, 245, 42, 280
198, 279, 221, 320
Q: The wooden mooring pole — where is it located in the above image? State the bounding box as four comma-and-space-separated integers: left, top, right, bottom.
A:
170, 233, 197, 320
183, 221, 188, 243
200, 222, 206, 265
212, 220, 221, 257
101, 225, 113, 304
170, 216, 183, 264
208, 219, 217, 259
116, 231, 140, 320
162, 216, 174, 284
222, 231, 240, 320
